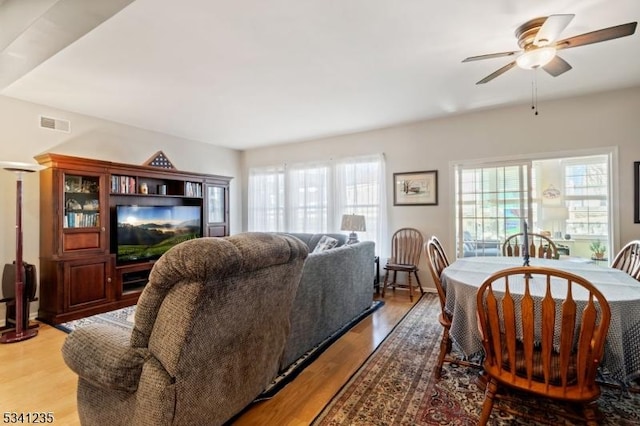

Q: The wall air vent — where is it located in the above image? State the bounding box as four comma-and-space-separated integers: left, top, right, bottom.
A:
39, 115, 71, 133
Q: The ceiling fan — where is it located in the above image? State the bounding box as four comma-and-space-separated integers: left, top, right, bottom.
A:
463, 15, 637, 84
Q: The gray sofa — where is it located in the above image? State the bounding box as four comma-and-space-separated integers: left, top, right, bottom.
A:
62, 233, 309, 426
61, 232, 375, 425
279, 233, 375, 370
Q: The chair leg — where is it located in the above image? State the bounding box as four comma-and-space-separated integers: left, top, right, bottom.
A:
381, 270, 390, 298
407, 272, 413, 301
583, 402, 599, 426
392, 271, 397, 291
478, 378, 498, 426
414, 271, 424, 295
434, 324, 450, 380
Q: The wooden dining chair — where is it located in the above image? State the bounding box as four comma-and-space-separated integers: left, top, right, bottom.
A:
502, 232, 559, 259
476, 266, 611, 426
426, 237, 482, 380
425, 236, 452, 379
382, 228, 424, 301
611, 240, 640, 280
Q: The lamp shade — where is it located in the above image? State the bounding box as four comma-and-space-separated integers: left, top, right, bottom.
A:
0, 161, 44, 173
341, 214, 366, 232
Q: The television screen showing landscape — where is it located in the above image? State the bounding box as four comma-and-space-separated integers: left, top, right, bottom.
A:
116, 205, 201, 262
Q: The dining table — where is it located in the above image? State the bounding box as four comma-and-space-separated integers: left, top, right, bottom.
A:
441, 256, 640, 384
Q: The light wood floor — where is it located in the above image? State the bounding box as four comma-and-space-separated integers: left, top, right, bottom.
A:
0, 291, 418, 425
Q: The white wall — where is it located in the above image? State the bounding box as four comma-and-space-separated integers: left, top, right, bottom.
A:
2, 87, 639, 316
242, 87, 640, 288
0, 95, 242, 322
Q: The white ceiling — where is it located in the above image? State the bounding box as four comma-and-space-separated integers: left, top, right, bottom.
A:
2, 0, 639, 150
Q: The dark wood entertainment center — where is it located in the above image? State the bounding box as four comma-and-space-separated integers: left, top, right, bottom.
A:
35, 153, 232, 324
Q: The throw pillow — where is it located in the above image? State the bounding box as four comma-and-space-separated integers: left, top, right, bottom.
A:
312, 235, 339, 253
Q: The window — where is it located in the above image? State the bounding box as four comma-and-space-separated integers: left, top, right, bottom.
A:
454, 151, 613, 259
248, 165, 285, 232
563, 157, 609, 237
334, 156, 387, 246
248, 154, 387, 254
287, 162, 330, 233
456, 162, 531, 257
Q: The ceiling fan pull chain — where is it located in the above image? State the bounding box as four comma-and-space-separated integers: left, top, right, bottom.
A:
531, 78, 536, 111
532, 70, 539, 116
531, 79, 535, 112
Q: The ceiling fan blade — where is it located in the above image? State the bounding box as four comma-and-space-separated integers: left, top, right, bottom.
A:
476, 61, 517, 84
556, 22, 637, 50
534, 14, 575, 46
462, 51, 519, 62
542, 55, 572, 77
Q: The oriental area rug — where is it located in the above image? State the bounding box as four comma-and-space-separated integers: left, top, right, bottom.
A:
56, 305, 136, 333
313, 293, 640, 426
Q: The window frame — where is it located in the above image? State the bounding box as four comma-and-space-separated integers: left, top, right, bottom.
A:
451, 147, 617, 260
248, 154, 387, 255
562, 156, 610, 239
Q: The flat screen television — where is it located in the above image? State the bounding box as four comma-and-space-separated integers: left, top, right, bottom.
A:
115, 205, 202, 263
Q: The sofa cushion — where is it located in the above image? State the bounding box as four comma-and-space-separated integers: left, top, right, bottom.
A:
312, 235, 339, 253
282, 233, 347, 252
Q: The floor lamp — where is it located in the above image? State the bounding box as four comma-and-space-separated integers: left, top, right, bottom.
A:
0, 161, 42, 343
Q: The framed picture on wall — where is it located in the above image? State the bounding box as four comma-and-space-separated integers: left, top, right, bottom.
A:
635, 161, 640, 223
393, 170, 438, 206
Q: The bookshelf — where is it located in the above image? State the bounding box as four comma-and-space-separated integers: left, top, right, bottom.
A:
35, 153, 232, 324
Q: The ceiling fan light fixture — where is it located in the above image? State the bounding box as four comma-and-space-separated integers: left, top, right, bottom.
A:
464, 15, 637, 84
516, 46, 556, 69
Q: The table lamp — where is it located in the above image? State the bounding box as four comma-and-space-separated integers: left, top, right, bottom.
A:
0, 161, 43, 343
341, 214, 366, 244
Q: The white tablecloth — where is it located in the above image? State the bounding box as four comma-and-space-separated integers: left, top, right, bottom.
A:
441, 256, 640, 383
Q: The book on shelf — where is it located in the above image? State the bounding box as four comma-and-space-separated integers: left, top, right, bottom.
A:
64, 212, 99, 228
111, 175, 137, 194
185, 182, 202, 197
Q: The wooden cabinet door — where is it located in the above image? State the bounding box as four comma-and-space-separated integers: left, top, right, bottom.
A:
204, 182, 229, 237
59, 169, 108, 255
64, 256, 113, 310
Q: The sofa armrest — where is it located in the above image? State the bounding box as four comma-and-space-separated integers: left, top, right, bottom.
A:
62, 324, 149, 392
